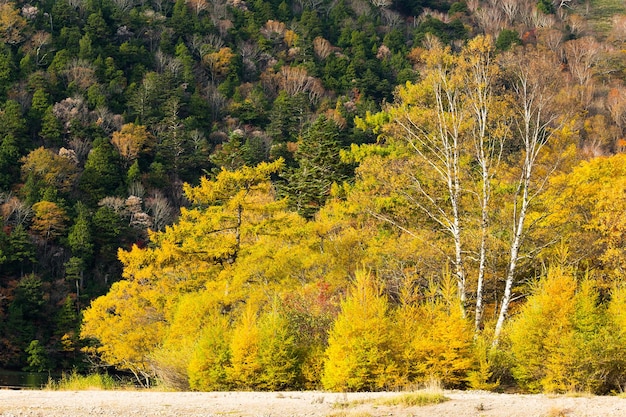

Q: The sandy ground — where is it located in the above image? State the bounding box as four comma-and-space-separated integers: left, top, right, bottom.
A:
0, 389, 625, 417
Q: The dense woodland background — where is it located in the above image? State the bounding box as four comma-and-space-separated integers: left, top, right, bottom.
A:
2, 0, 626, 393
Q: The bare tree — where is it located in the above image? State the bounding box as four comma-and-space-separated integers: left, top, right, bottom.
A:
530, 7, 556, 28
112, 0, 135, 13
25, 31, 52, 66
1, 195, 32, 227
99, 196, 126, 214
381, 8, 402, 27
260, 20, 286, 42
500, 0, 520, 23
370, 0, 391, 8
349, 0, 373, 17
609, 15, 626, 43
64, 59, 97, 91
537, 28, 564, 57
607, 86, 626, 135
466, 0, 480, 12
567, 14, 589, 37
67, 137, 92, 165
313, 36, 334, 60
239, 40, 261, 75
187, 0, 209, 16
204, 83, 226, 120
146, 192, 175, 231
564, 36, 602, 86
279, 66, 323, 99
53, 96, 91, 131
475, 6, 504, 37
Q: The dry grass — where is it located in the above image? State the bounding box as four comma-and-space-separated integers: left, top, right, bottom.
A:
332, 398, 369, 409
374, 391, 449, 407
543, 407, 571, 417
326, 412, 373, 417
45, 371, 121, 391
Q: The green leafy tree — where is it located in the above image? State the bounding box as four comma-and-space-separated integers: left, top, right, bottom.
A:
0, 134, 21, 190
25, 340, 52, 372
39, 106, 63, 147
267, 91, 309, 146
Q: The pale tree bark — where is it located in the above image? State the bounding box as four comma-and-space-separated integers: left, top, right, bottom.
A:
461, 36, 505, 333
493, 47, 565, 344
393, 45, 468, 313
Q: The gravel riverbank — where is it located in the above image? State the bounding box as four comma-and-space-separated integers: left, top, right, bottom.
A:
0, 389, 625, 416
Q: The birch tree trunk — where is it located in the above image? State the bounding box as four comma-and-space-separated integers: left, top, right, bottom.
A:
493, 46, 565, 344
393, 43, 469, 312
461, 36, 505, 333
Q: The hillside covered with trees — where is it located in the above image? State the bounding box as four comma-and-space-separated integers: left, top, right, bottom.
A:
2, 0, 626, 392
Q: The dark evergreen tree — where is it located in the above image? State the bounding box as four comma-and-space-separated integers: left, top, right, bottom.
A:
79, 138, 124, 205
280, 116, 353, 219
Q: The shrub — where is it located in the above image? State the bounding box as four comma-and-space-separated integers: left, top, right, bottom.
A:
395, 275, 474, 388
322, 270, 401, 391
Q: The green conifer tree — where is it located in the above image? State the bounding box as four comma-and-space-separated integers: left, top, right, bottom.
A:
281, 116, 352, 219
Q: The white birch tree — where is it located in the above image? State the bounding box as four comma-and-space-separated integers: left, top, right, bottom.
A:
492, 46, 568, 344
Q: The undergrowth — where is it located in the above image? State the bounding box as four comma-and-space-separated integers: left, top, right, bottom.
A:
374, 392, 449, 407
46, 370, 120, 390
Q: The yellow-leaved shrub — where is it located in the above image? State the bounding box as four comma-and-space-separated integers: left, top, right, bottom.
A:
256, 301, 300, 390
506, 267, 626, 393
322, 270, 401, 391
227, 304, 262, 388
188, 311, 232, 391
395, 275, 474, 388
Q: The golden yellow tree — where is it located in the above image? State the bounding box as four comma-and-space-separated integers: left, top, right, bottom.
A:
0, 3, 26, 45
82, 160, 288, 386
111, 123, 153, 167
395, 273, 474, 388
21, 147, 79, 194
541, 153, 626, 282
322, 270, 400, 391
31, 201, 68, 242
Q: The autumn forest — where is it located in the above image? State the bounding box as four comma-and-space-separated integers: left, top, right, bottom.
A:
1, 0, 626, 393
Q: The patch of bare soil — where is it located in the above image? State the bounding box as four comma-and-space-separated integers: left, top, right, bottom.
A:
0, 390, 625, 417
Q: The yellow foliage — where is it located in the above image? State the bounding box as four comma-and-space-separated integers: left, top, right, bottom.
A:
396, 274, 474, 388
284, 29, 299, 48
31, 201, 69, 241
152, 291, 225, 390
203, 47, 235, 79
322, 270, 401, 391
505, 268, 621, 393
81, 279, 166, 386
21, 147, 79, 193
541, 154, 626, 281
111, 123, 153, 164
228, 304, 262, 388
188, 310, 232, 391
256, 301, 299, 390
0, 3, 26, 45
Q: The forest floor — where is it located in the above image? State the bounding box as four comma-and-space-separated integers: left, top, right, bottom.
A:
1, 389, 626, 417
